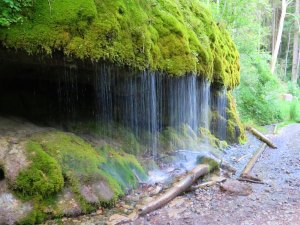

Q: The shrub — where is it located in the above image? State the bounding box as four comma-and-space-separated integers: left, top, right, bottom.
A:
0, 0, 33, 27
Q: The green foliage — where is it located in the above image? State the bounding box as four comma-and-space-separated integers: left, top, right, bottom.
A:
280, 99, 300, 123
15, 141, 64, 198
234, 56, 283, 125
289, 100, 300, 122
202, 0, 300, 126
201, 1, 294, 126
0, 0, 33, 27
0, 0, 240, 87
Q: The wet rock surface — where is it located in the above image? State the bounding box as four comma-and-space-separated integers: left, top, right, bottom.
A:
45, 124, 300, 225
0, 180, 32, 225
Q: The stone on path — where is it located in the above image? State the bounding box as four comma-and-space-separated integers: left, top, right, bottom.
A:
220, 179, 252, 196
107, 214, 130, 225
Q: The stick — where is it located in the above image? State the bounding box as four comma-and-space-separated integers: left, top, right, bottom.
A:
138, 164, 209, 216
241, 125, 277, 179
240, 143, 267, 177
246, 127, 277, 149
237, 154, 249, 162
189, 181, 217, 191
238, 178, 264, 184
189, 177, 226, 191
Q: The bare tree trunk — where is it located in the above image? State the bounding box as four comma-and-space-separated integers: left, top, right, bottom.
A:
284, 31, 291, 79
272, 1, 278, 54
292, 0, 300, 82
271, 0, 290, 74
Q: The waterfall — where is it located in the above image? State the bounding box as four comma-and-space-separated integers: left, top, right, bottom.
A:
57, 65, 79, 123
200, 80, 211, 130
93, 63, 216, 157
216, 88, 227, 140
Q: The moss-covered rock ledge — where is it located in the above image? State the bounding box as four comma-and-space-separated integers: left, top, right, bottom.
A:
0, 0, 239, 88
0, 118, 146, 224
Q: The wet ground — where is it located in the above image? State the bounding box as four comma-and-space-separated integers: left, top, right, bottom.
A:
131, 123, 300, 225
47, 123, 300, 225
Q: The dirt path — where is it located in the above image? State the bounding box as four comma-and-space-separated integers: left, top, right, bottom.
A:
131, 124, 300, 225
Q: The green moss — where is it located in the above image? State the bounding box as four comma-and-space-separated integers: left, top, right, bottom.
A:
196, 156, 220, 172
159, 125, 201, 152
226, 92, 246, 143
18, 209, 46, 225
30, 131, 126, 199
11, 130, 146, 224
0, 0, 240, 88
70, 121, 143, 155
14, 141, 64, 198
98, 145, 147, 190
199, 127, 228, 149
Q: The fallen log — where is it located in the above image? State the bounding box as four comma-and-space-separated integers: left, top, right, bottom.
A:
241, 143, 267, 177
246, 127, 277, 149
138, 164, 209, 216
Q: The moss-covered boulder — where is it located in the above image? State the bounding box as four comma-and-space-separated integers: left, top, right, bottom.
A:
0, 118, 146, 224
196, 154, 220, 172
0, 0, 240, 88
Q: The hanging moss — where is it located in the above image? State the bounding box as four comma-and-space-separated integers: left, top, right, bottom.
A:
200, 127, 228, 149
226, 92, 246, 143
0, 0, 240, 88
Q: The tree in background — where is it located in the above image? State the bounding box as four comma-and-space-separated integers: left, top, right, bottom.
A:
270, 0, 293, 74
202, 0, 300, 125
291, 0, 299, 83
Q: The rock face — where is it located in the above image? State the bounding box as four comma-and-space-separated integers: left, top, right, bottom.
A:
0, 181, 32, 225
80, 181, 115, 204
56, 188, 82, 216
0, 0, 246, 150
0, 117, 146, 224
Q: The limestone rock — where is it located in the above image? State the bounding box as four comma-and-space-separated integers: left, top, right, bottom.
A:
0, 181, 32, 225
107, 214, 130, 225
56, 188, 82, 216
80, 181, 115, 204
220, 179, 252, 196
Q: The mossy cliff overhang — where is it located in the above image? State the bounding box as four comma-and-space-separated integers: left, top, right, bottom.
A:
0, 0, 240, 88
